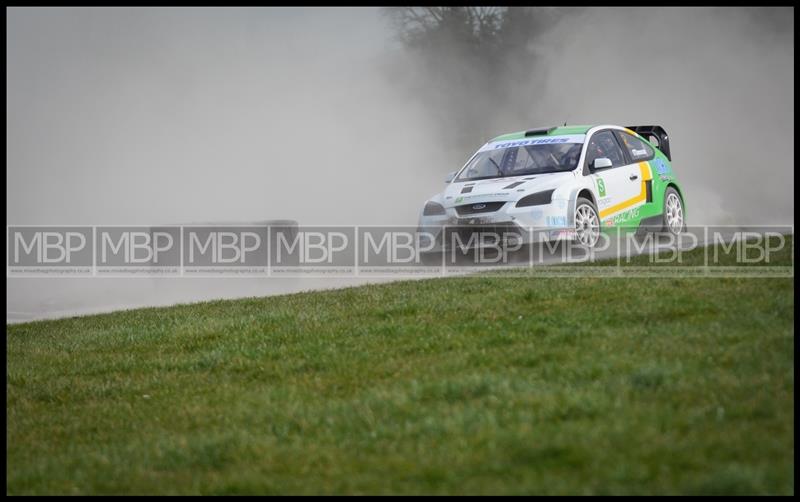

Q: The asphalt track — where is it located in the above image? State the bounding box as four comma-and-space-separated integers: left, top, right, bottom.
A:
5, 227, 780, 324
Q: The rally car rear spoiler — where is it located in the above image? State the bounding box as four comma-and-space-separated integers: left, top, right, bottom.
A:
626, 125, 671, 161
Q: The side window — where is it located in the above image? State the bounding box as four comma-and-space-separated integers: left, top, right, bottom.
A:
585, 130, 626, 169
615, 130, 655, 162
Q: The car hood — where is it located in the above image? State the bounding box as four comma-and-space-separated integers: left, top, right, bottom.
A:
441, 172, 575, 207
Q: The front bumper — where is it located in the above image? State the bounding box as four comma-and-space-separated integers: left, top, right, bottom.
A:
417, 199, 576, 252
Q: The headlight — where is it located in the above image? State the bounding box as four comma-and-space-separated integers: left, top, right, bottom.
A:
516, 190, 554, 207
423, 201, 446, 216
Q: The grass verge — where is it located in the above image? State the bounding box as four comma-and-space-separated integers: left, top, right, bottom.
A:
6, 237, 794, 494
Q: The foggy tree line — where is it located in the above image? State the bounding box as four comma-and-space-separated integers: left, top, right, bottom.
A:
382, 7, 578, 157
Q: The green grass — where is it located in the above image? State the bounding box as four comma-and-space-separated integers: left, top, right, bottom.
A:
6, 238, 794, 494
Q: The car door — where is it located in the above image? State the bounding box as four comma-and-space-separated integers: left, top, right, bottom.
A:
584, 129, 642, 225
614, 128, 658, 214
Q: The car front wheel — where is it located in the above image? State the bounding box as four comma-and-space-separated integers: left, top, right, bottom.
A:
574, 197, 600, 247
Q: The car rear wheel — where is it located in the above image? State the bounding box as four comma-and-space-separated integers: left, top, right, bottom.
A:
574, 197, 600, 247
662, 187, 685, 235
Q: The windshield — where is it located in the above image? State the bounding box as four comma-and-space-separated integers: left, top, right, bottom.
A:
456, 136, 584, 182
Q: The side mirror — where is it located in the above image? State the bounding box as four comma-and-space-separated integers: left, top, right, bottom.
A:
592, 158, 613, 170
444, 171, 457, 183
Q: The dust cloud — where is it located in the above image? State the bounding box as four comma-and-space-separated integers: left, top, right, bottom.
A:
516, 7, 793, 225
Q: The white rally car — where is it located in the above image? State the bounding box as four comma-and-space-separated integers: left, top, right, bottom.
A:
418, 124, 686, 249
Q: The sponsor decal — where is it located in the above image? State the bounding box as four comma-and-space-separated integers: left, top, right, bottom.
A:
596, 177, 607, 197
598, 197, 612, 208
653, 157, 670, 175
457, 192, 509, 200
479, 134, 586, 152
610, 207, 640, 225
546, 215, 568, 227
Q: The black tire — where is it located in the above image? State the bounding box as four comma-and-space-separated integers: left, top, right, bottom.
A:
661, 187, 686, 235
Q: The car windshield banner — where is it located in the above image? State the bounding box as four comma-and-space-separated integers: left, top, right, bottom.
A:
479, 134, 586, 152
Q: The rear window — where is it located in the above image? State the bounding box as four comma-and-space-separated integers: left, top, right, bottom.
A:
616, 130, 655, 161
